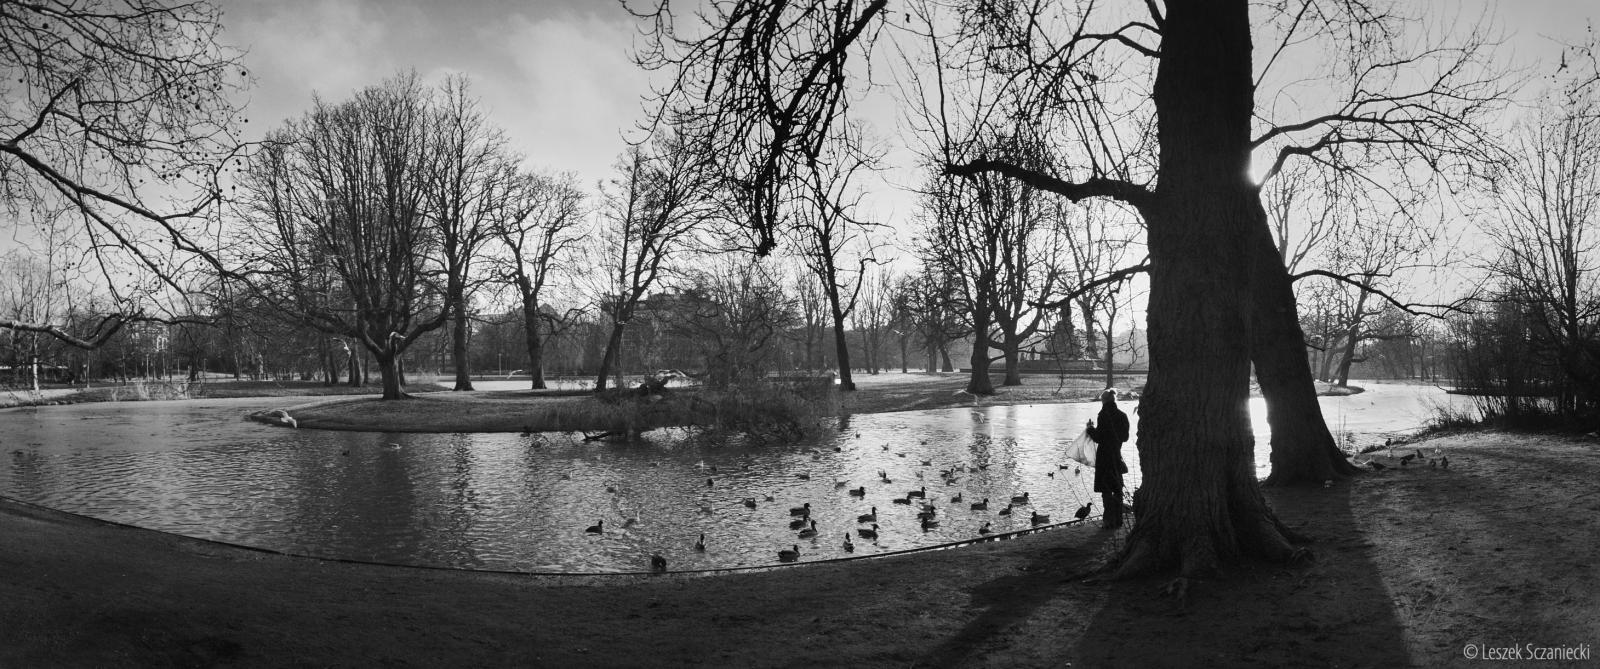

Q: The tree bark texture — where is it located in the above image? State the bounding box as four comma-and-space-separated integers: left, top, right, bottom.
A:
522, 297, 548, 390
1250, 222, 1362, 485
450, 291, 474, 391
1114, 0, 1301, 578
596, 323, 627, 392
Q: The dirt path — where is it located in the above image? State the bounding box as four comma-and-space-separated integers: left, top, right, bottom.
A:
4, 431, 1593, 667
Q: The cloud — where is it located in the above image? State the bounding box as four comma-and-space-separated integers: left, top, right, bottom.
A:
221, 1, 399, 134
493, 12, 652, 185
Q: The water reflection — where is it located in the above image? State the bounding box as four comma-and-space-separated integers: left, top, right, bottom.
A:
0, 384, 1466, 573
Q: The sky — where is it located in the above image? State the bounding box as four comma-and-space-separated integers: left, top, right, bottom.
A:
214, 0, 1600, 218
217, 0, 651, 192
191, 0, 1600, 332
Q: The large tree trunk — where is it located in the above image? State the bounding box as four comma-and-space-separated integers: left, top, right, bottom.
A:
522, 298, 548, 390
827, 288, 856, 390
966, 309, 995, 395
1113, 0, 1301, 579
449, 289, 474, 391
1334, 291, 1368, 387
1251, 225, 1362, 486
375, 351, 407, 400
346, 345, 361, 387
998, 339, 1024, 387
595, 322, 626, 392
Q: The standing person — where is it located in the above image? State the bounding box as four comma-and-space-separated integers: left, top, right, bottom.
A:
1085, 389, 1130, 529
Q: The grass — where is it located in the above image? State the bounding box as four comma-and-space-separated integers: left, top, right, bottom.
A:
284, 381, 832, 435
4, 379, 449, 407
278, 372, 1124, 435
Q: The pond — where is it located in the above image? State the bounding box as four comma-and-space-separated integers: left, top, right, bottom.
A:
0, 382, 1465, 573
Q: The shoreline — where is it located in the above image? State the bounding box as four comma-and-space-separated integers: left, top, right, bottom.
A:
4, 431, 1592, 666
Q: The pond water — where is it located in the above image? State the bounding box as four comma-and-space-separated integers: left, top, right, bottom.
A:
0, 383, 1466, 573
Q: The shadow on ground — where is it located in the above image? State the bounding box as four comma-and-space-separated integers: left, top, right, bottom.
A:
1072, 483, 1411, 668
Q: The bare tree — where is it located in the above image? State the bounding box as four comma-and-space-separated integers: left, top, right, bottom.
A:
427, 75, 512, 392
592, 135, 716, 391
666, 257, 799, 387
785, 122, 882, 390
1483, 63, 1600, 412
488, 169, 587, 389
1, 0, 248, 346
893, 267, 967, 374
232, 73, 446, 400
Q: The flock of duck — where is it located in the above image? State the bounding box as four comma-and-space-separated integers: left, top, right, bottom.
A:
581, 444, 1101, 572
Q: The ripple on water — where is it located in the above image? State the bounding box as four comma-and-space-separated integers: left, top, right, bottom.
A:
0, 386, 1463, 572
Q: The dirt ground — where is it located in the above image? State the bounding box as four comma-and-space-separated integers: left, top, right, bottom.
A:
3, 426, 1595, 667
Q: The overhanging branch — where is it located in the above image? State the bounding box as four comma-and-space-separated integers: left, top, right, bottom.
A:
943, 158, 1154, 210
1291, 269, 1472, 318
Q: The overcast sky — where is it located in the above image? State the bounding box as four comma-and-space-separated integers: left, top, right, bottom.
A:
213, 0, 1599, 229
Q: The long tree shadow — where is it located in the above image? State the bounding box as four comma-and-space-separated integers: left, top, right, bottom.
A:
915, 538, 1105, 668
1066, 483, 1412, 668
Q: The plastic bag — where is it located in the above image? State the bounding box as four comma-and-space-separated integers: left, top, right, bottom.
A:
1064, 428, 1097, 467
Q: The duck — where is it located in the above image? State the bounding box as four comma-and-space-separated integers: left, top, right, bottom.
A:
917, 504, 938, 519
798, 519, 819, 539
1399, 453, 1416, 466
920, 459, 933, 466
907, 486, 927, 499
858, 524, 879, 539
998, 504, 1013, 516
1440, 455, 1450, 469
789, 502, 812, 517
385, 442, 401, 450
790, 517, 810, 530
743, 497, 758, 509
796, 472, 811, 480
584, 520, 604, 534
848, 486, 867, 497
878, 470, 892, 483
1075, 502, 1094, 520
1010, 492, 1030, 505
951, 493, 963, 503
694, 533, 706, 551
857, 507, 878, 523
778, 545, 801, 562
892, 496, 913, 505
969, 498, 989, 511
978, 522, 993, 535
920, 516, 939, 531
1367, 460, 1387, 471
834, 479, 849, 489
706, 477, 715, 487
622, 512, 640, 528
842, 533, 855, 552
1031, 510, 1050, 525
650, 554, 668, 572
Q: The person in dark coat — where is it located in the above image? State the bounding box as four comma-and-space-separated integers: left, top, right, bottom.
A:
1085, 389, 1130, 529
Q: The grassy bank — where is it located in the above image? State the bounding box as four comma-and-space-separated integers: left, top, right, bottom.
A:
1, 378, 449, 408
278, 373, 1139, 433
